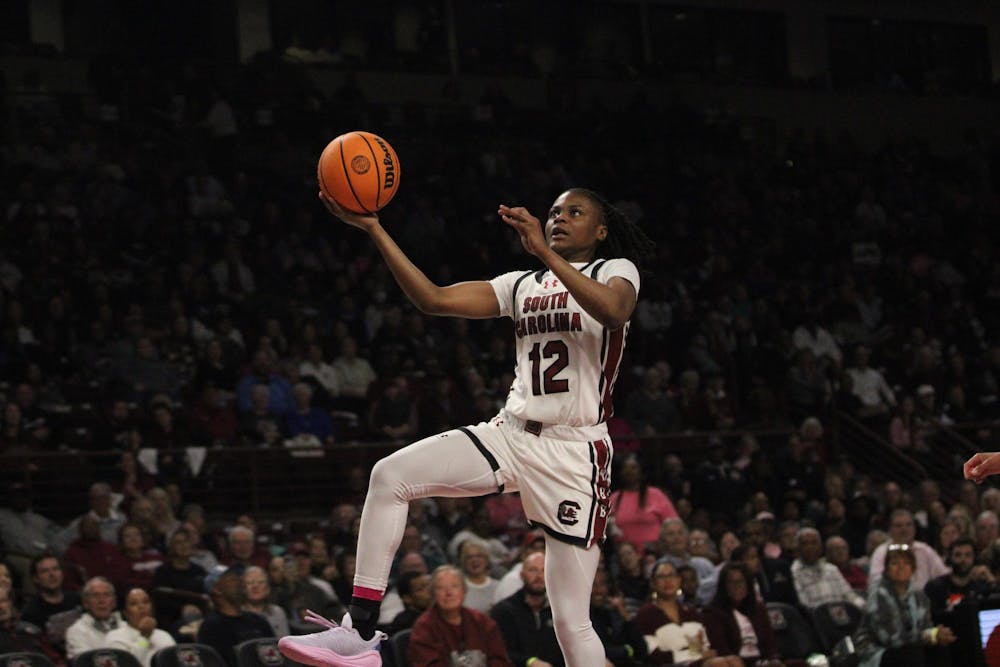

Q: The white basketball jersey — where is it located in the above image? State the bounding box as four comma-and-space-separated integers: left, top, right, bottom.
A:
489, 258, 640, 427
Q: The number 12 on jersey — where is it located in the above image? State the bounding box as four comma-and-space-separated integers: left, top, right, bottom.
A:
528, 340, 569, 395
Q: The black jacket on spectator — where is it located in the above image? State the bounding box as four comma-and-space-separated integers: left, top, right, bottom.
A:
590, 604, 646, 666
490, 591, 562, 667
196, 610, 274, 667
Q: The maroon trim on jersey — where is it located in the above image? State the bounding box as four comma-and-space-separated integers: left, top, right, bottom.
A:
599, 328, 625, 419
587, 438, 612, 547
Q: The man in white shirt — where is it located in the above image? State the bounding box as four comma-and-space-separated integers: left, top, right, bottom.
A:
790, 528, 864, 611
65, 577, 124, 659
868, 509, 949, 592
846, 345, 896, 418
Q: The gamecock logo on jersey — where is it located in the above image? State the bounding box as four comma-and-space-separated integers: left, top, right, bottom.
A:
94, 651, 119, 667
351, 155, 371, 175
256, 643, 284, 666
557, 500, 581, 525
177, 648, 204, 667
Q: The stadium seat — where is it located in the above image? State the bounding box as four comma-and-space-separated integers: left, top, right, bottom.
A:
389, 629, 412, 667
234, 638, 297, 667
0, 653, 57, 667
151, 644, 227, 667
810, 601, 863, 652
765, 601, 822, 659
72, 648, 143, 667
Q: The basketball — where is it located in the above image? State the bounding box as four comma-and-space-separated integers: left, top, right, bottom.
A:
317, 131, 401, 214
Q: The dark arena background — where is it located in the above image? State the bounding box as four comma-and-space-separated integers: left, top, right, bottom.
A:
4, 1, 1000, 665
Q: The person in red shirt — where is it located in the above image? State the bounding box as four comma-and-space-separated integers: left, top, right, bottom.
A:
408, 565, 511, 667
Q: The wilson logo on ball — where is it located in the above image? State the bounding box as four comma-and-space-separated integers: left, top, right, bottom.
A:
351, 155, 371, 175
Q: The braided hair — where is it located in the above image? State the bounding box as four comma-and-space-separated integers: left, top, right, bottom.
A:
569, 188, 656, 273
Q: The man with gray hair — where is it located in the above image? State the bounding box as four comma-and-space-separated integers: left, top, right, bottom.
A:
790, 528, 864, 611
976, 510, 1000, 553
65, 577, 123, 658
654, 518, 717, 604
223, 524, 269, 570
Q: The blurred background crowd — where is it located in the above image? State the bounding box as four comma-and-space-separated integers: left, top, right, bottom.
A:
3, 0, 1000, 665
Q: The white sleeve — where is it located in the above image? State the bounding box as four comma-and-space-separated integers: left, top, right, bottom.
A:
489, 271, 531, 319
599, 258, 641, 298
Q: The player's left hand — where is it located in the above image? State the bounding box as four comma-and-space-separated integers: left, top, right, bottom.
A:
964, 452, 1000, 483
499, 205, 548, 258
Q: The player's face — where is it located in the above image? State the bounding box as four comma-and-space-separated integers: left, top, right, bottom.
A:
545, 191, 607, 261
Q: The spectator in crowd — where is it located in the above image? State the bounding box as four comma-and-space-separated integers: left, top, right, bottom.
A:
331, 337, 376, 414
924, 537, 994, 667
868, 509, 949, 592
105, 587, 176, 667
656, 518, 717, 605
825, 535, 867, 593
0, 483, 61, 563
368, 375, 418, 441
189, 382, 239, 447
58, 482, 126, 551
239, 384, 285, 447
222, 525, 269, 571
790, 527, 864, 610
792, 310, 842, 373
243, 565, 289, 637
0, 586, 62, 661
635, 560, 738, 666
117, 522, 163, 592
198, 569, 274, 667
408, 565, 512, 667
854, 544, 955, 667
457, 538, 498, 614
65, 577, 122, 659
490, 553, 561, 667
289, 541, 341, 612
151, 528, 206, 624
703, 562, 781, 666
624, 366, 679, 435
976, 510, 1000, 553
730, 544, 798, 608
62, 514, 126, 590
379, 552, 429, 626
236, 350, 294, 416
269, 555, 333, 624
847, 345, 897, 424
286, 382, 335, 445
786, 348, 831, 422
588, 567, 646, 667
383, 570, 432, 635
299, 343, 340, 405
611, 541, 649, 607
609, 454, 678, 553
447, 505, 510, 571
21, 554, 81, 631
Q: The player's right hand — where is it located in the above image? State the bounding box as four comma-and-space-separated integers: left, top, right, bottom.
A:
964, 452, 1000, 484
319, 191, 379, 232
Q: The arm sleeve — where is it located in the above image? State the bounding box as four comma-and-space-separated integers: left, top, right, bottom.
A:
632, 606, 673, 665
488, 271, 527, 319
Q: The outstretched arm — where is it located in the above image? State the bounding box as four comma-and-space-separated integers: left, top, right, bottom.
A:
498, 204, 636, 330
321, 192, 499, 318
965, 452, 1000, 483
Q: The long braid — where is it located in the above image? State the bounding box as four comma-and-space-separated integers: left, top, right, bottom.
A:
571, 188, 656, 273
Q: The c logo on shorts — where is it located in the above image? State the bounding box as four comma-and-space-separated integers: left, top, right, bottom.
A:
557, 500, 582, 526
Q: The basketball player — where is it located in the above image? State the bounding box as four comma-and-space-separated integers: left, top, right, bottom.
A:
278, 188, 654, 667
965, 452, 1000, 483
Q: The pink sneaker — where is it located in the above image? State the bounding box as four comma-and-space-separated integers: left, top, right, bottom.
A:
278, 610, 387, 667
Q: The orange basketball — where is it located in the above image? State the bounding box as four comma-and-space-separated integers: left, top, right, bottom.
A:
317, 131, 401, 214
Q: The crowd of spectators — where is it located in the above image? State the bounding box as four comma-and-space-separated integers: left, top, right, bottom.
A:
1, 36, 1000, 665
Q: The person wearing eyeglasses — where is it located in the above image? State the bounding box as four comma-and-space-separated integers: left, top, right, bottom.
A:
634, 561, 742, 666
703, 563, 782, 667
852, 544, 955, 667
